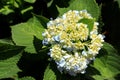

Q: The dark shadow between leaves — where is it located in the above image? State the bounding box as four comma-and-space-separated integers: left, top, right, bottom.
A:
101, 0, 120, 54
17, 52, 49, 80
33, 36, 49, 60
85, 65, 101, 80
0, 43, 25, 60
17, 37, 50, 80
47, 0, 71, 19
115, 73, 120, 80
33, 36, 43, 53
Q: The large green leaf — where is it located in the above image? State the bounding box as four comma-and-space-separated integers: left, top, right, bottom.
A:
92, 42, 120, 80
0, 43, 24, 79
11, 16, 45, 53
43, 64, 56, 80
57, 0, 100, 20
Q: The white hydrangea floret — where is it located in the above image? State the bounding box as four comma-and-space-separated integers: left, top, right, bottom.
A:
42, 10, 104, 76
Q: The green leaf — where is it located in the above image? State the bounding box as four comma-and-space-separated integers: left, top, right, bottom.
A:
27, 16, 45, 40
57, 0, 100, 20
21, 6, 33, 14
47, 0, 54, 7
11, 23, 35, 53
8, 0, 20, 8
13, 0, 19, 8
32, 13, 49, 28
92, 75, 111, 80
0, 43, 24, 60
0, 43, 24, 79
18, 76, 35, 80
92, 42, 120, 79
78, 18, 95, 32
0, 6, 14, 15
11, 16, 45, 53
24, 0, 36, 3
0, 38, 13, 45
43, 64, 56, 80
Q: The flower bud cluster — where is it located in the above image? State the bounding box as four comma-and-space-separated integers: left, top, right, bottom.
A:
42, 10, 104, 76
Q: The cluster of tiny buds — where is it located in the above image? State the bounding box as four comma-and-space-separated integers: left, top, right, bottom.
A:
42, 10, 104, 76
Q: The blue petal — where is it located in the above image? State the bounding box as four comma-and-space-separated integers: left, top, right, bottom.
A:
42, 39, 48, 45
53, 35, 60, 42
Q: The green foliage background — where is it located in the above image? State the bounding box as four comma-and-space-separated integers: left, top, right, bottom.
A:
0, 0, 120, 80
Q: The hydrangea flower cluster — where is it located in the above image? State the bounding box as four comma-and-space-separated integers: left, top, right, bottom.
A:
42, 10, 104, 76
